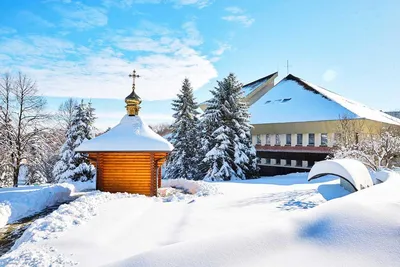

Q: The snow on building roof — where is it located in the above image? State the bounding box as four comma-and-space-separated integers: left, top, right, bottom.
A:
75, 115, 174, 152
242, 72, 277, 97
199, 72, 277, 109
249, 74, 400, 126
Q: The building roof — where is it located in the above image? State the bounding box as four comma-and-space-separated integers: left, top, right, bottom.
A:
199, 72, 277, 110
249, 74, 400, 126
75, 115, 174, 152
242, 72, 278, 97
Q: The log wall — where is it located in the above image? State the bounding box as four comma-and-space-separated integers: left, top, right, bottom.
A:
90, 152, 168, 196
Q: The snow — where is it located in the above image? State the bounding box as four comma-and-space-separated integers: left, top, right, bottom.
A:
115, 177, 400, 267
75, 115, 174, 152
249, 75, 400, 125
0, 173, 360, 266
0, 181, 95, 228
161, 178, 219, 196
373, 169, 400, 183
308, 159, 374, 191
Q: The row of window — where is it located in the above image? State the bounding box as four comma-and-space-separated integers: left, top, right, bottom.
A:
260, 158, 315, 168
256, 133, 328, 146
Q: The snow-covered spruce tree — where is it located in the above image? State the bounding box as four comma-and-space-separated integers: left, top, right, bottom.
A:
53, 101, 96, 182
201, 73, 258, 181
165, 78, 201, 180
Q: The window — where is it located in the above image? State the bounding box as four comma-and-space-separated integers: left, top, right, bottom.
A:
276, 158, 281, 165
275, 134, 281, 146
308, 133, 315, 146
256, 134, 261, 145
321, 133, 328, 146
266, 158, 271, 164
296, 160, 302, 167
297, 134, 303, 145
285, 159, 290, 166
266, 134, 271, 145
286, 134, 291, 145
307, 161, 314, 167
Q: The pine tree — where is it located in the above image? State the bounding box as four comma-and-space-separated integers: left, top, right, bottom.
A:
165, 78, 200, 180
53, 101, 96, 182
201, 73, 258, 181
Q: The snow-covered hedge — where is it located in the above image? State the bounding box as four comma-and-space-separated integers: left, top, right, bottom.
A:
161, 179, 219, 196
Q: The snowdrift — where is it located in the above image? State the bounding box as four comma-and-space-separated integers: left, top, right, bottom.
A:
161, 179, 219, 196
0, 181, 95, 228
308, 159, 373, 191
113, 178, 400, 267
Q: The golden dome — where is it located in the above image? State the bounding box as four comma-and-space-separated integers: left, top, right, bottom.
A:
125, 70, 142, 116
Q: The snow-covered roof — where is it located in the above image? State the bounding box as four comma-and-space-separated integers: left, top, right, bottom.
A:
242, 72, 277, 97
75, 115, 174, 152
199, 72, 277, 109
249, 74, 400, 126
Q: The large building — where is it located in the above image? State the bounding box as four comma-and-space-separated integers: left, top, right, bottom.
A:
199, 72, 278, 110
249, 74, 400, 176
200, 72, 400, 176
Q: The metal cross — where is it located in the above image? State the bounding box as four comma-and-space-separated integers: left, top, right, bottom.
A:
129, 70, 140, 88
284, 60, 292, 75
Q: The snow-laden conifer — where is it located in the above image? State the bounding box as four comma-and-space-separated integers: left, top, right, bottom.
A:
53, 101, 96, 182
165, 78, 200, 180
202, 73, 258, 181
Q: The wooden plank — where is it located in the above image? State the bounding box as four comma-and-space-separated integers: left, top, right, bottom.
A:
103, 163, 150, 169
102, 155, 151, 159
102, 184, 151, 188
150, 153, 155, 196
102, 174, 151, 178
102, 171, 151, 174
102, 179, 151, 183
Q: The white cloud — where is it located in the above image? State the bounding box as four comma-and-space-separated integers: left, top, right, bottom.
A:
173, 0, 212, 8
225, 6, 243, 14
323, 69, 337, 82
0, 21, 218, 101
182, 21, 203, 46
212, 42, 231, 56
0, 27, 16, 35
55, 2, 108, 30
222, 6, 254, 27
102, 0, 212, 9
18, 11, 55, 28
209, 42, 231, 62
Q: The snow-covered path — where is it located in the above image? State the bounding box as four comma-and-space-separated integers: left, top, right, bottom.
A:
0, 173, 354, 266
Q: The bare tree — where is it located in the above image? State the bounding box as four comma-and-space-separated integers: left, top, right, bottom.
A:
57, 98, 78, 132
149, 123, 172, 137
0, 72, 49, 186
334, 115, 365, 147
333, 116, 400, 170
0, 73, 15, 186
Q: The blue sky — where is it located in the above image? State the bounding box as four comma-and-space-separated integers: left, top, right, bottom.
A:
1, 0, 399, 130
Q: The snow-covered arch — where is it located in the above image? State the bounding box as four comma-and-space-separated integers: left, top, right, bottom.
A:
308, 159, 373, 192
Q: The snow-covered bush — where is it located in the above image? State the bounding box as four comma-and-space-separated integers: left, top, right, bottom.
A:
332, 127, 400, 171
